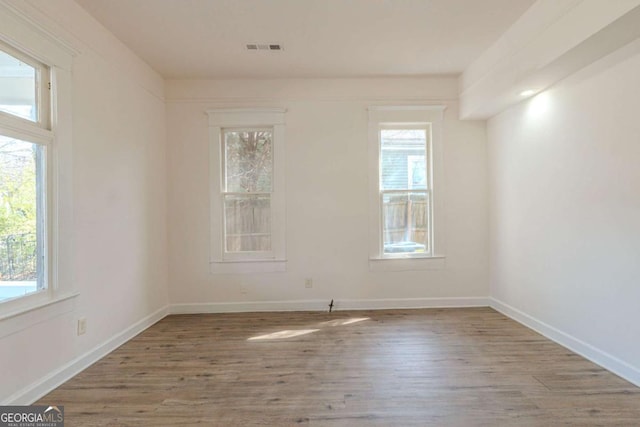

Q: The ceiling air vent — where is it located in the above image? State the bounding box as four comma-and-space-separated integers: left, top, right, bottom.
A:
246, 43, 283, 51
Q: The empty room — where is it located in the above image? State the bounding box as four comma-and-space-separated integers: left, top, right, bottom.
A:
1, 0, 639, 425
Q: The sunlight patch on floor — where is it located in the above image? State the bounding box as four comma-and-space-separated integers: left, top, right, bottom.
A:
248, 317, 371, 341
248, 329, 319, 341
319, 317, 370, 327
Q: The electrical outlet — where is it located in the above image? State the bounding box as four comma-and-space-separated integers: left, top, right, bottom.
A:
77, 318, 87, 336
304, 278, 313, 288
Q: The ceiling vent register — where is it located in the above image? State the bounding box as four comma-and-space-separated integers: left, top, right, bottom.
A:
246, 44, 282, 51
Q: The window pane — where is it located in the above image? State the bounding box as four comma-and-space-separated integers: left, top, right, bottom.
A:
0, 135, 44, 302
224, 194, 271, 252
380, 129, 427, 190
0, 49, 37, 122
224, 130, 272, 192
382, 192, 429, 255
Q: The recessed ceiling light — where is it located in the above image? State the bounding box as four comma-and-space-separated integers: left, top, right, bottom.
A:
520, 89, 536, 97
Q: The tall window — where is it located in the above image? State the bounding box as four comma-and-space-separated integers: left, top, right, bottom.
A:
380, 126, 430, 255
208, 109, 286, 273
223, 129, 273, 254
0, 42, 50, 304
368, 106, 445, 268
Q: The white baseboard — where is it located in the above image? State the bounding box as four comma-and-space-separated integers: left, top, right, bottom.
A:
5, 305, 169, 405
170, 297, 489, 314
170, 300, 327, 314
336, 297, 488, 310
490, 297, 640, 388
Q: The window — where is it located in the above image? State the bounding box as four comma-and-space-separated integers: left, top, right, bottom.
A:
223, 129, 273, 254
0, 43, 50, 305
0, 44, 49, 125
380, 126, 430, 255
0, 13, 74, 319
368, 106, 445, 270
207, 109, 286, 273
0, 136, 46, 302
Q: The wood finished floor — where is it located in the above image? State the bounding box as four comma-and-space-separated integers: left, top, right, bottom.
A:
38, 308, 640, 426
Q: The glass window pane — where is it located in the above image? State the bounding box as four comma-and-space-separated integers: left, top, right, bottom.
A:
0, 135, 44, 302
380, 129, 427, 190
382, 192, 429, 255
0, 49, 37, 122
224, 130, 272, 192
224, 194, 271, 252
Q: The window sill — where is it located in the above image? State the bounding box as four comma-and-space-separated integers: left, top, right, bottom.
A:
210, 259, 287, 274
368, 255, 446, 272
0, 292, 79, 338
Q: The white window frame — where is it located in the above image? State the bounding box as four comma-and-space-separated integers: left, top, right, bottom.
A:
379, 123, 432, 257
221, 127, 274, 260
207, 108, 286, 274
368, 106, 446, 271
0, 5, 76, 324
0, 41, 50, 128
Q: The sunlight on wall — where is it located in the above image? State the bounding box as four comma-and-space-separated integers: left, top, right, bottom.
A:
525, 91, 551, 121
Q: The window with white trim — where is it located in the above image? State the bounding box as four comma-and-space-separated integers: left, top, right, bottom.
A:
368, 106, 445, 270
380, 126, 430, 255
223, 128, 273, 256
0, 5, 74, 325
207, 109, 286, 273
0, 42, 50, 305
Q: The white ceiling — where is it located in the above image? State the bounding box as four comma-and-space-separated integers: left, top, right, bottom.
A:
75, 0, 534, 79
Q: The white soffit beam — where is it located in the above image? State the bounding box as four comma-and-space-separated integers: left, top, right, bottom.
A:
459, 0, 640, 120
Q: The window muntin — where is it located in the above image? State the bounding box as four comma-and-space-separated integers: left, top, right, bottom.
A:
379, 125, 431, 257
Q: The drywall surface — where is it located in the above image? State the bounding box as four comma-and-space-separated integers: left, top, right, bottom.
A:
166, 78, 489, 308
0, 0, 168, 402
488, 41, 640, 379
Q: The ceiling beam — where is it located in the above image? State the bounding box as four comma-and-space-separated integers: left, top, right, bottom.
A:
460, 0, 640, 120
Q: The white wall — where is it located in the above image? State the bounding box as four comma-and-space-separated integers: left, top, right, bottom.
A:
166, 78, 488, 309
487, 40, 640, 383
0, 0, 169, 403
2, 0, 637, 407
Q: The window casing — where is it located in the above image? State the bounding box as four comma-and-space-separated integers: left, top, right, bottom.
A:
0, 6, 75, 321
368, 106, 445, 270
207, 109, 286, 273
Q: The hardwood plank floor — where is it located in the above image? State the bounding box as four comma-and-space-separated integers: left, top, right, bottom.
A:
37, 308, 640, 426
